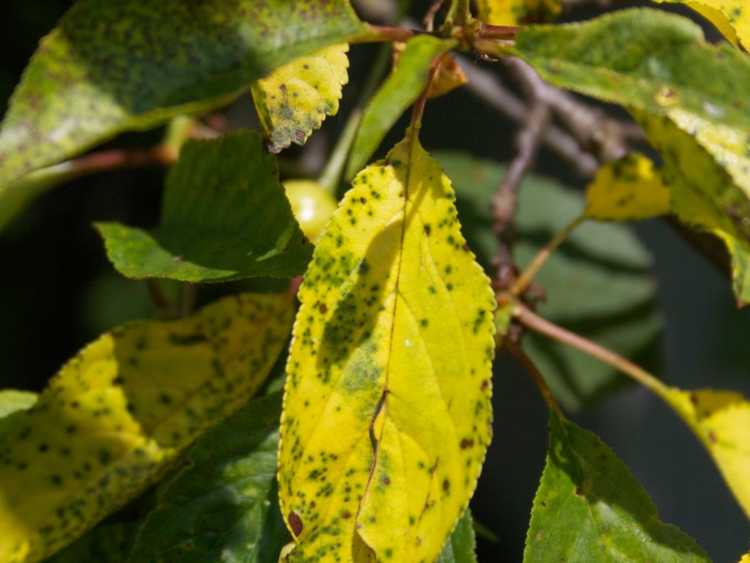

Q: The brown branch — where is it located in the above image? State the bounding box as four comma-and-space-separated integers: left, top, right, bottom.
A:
514, 302, 666, 395
492, 58, 551, 290
457, 55, 599, 177
69, 146, 175, 177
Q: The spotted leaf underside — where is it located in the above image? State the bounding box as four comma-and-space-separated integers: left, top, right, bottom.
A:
252, 44, 350, 153
0, 293, 293, 563
278, 131, 495, 562
513, 8, 750, 305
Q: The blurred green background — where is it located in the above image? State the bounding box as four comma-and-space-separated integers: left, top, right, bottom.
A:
1, 1, 749, 561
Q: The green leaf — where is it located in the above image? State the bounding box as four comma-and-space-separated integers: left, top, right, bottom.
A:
128, 393, 289, 563
0, 0, 365, 224
512, 8, 750, 305
252, 44, 350, 153
524, 411, 709, 562
96, 131, 312, 283
0, 292, 293, 562
44, 523, 137, 563
345, 36, 455, 180
0, 391, 37, 419
278, 133, 495, 562
437, 151, 662, 410
437, 510, 478, 563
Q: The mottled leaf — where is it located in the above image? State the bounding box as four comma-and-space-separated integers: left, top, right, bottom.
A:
128, 393, 289, 563
252, 44, 350, 153
279, 133, 495, 562
512, 8, 750, 305
0, 0, 365, 193
524, 411, 709, 562
663, 388, 750, 517
96, 131, 312, 283
654, 0, 750, 50
0, 292, 293, 562
0, 391, 37, 419
437, 151, 662, 410
585, 153, 671, 221
437, 510, 477, 563
346, 36, 454, 179
476, 0, 561, 24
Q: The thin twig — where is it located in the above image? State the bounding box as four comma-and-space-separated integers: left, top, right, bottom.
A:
508, 344, 562, 414
457, 55, 599, 177
514, 302, 667, 396
146, 279, 174, 316
492, 58, 551, 290
509, 215, 585, 297
423, 0, 445, 32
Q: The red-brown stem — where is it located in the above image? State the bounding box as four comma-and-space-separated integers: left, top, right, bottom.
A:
363, 24, 420, 43
70, 145, 175, 177
507, 344, 562, 414
477, 24, 519, 40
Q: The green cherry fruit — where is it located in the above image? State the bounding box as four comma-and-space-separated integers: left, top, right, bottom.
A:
283, 180, 337, 242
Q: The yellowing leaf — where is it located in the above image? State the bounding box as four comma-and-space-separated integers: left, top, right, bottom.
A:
655, 0, 750, 50
428, 54, 467, 99
477, 0, 561, 24
0, 292, 293, 563
585, 153, 671, 221
663, 388, 750, 517
638, 111, 750, 306
740, 552, 750, 563
278, 130, 496, 562
252, 44, 350, 153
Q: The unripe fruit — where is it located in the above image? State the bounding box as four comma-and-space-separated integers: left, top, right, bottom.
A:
283, 180, 337, 242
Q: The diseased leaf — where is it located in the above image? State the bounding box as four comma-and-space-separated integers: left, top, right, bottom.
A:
45, 523, 137, 563
96, 131, 312, 283
346, 36, 454, 179
654, 0, 750, 50
512, 8, 750, 304
437, 151, 662, 410
437, 510, 477, 563
0, 292, 293, 563
128, 393, 289, 563
476, 0, 561, 24
278, 133, 495, 562
663, 388, 750, 517
252, 44, 350, 153
0, 391, 37, 419
585, 153, 671, 221
524, 411, 709, 562
0, 1, 365, 226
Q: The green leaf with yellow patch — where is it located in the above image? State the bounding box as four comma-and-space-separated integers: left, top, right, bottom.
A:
0, 0, 365, 227
585, 153, 671, 221
512, 8, 750, 305
278, 131, 495, 562
662, 388, 750, 518
476, 0, 561, 24
524, 410, 709, 562
346, 36, 455, 180
0, 292, 293, 563
96, 131, 312, 283
252, 44, 350, 153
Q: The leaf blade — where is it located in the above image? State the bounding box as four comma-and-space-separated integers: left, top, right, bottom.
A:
0, 0, 365, 220
279, 134, 495, 562
0, 292, 293, 562
96, 131, 312, 282
524, 411, 709, 562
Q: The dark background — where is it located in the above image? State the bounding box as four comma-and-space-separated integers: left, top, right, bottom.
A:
1, 1, 749, 561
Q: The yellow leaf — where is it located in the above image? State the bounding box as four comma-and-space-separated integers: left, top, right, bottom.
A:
740, 552, 750, 563
656, 0, 750, 50
278, 129, 495, 562
638, 111, 750, 306
477, 0, 561, 25
0, 292, 293, 563
585, 153, 671, 221
251, 44, 349, 153
663, 387, 750, 517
